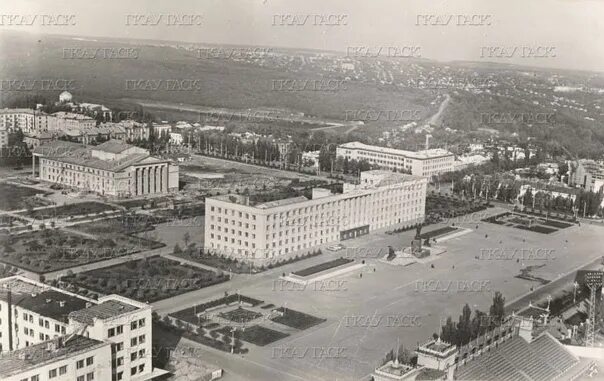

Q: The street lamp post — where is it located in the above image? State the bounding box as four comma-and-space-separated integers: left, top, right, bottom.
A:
574, 281, 579, 304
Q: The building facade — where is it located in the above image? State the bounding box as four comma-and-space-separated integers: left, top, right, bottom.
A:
337, 142, 455, 177
0, 276, 165, 381
569, 159, 604, 192
33, 140, 179, 197
204, 170, 427, 264
0, 109, 57, 134
0, 335, 113, 381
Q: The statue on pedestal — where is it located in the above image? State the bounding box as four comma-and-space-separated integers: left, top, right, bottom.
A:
411, 224, 423, 255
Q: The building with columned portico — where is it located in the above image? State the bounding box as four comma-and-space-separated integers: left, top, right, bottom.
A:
32, 140, 178, 197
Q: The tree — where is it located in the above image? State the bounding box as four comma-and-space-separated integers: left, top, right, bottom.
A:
489, 291, 505, 327
173, 244, 182, 254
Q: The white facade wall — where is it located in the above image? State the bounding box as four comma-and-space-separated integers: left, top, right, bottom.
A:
3, 343, 112, 381
204, 175, 427, 263
336, 144, 454, 177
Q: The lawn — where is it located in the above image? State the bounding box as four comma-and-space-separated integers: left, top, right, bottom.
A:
483, 212, 561, 235
292, 257, 353, 277
179, 248, 322, 274
61, 256, 229, 302
271, 307, 326, 330
541, 219, 573, 229
20, 201, 116, 220
0, 228, 161, 273
515, 225, 558, 235
0, 183, 52, 211
74, 215, 162, 236
419, 226, 458, 240
219, 307, 263, 323
239, 325, 289, 346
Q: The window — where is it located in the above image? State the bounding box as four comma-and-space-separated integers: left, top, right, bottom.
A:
117, 372, 123, 380
116, 357, 124, 366
131, 320, 138, 330
39, 318, 44, 327
77, 359, 85, 369
31, 376, 40, 381
131, 337, 138, 346
77, 376, 85, 381
138, 364, 145, 373
139, 318, 145, 327
131, 352, 137, 361
86, 372, 95, 381
139, 335, 146, 344
59, 365, 67, 375
49, 369, 57, 378
108, 328, 115, 337
116, 325, 123, 334
86, 356, 94, 366
131, 367, 137, 376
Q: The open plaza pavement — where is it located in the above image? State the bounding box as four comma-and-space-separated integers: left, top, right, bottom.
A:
149, 205, 604, 381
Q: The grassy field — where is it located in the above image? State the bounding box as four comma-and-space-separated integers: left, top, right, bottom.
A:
19, 201, 116, 220
62, 256, 229, 302
0, 228, 160, 273
0, 183, 52, 211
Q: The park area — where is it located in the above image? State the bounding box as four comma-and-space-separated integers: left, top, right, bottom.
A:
18, 201, 117, 220
61, 256, 229, 302
482, 212, 574, 234
0, 182, 53, 211
167, 293, 326, 351
0, 228, 161, 273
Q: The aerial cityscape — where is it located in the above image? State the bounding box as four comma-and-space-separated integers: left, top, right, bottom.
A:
1, 1, 604, 380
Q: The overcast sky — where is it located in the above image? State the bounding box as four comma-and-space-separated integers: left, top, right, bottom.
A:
1, 0, 603, 72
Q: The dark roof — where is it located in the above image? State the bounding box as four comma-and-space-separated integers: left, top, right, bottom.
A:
69, 300, 139, 325
12, 290, 91, 323
455, 332, 579, 381
93, 139, 132, 153
0, 335, 107, 378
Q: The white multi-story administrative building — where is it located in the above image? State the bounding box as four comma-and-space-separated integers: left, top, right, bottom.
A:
337, 141, 455, 177
204, 170, 427, 263
0, 276, 168, 381
32, 140, 179, 197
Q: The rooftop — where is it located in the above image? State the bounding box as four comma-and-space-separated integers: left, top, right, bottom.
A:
12, 289, 92, 323
33, 140, 166, 172
94, 139, 133, 154
339, 141, 453, 160
0, 335, 108, 378
69, 299, 139, 325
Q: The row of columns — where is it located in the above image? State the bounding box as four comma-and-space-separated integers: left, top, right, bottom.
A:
134, 164, 168, 196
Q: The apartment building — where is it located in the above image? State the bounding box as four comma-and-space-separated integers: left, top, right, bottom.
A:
32, 140, 179, 197
569, 159, 604, 192
0, 276, 166, 381
0, 335, 112, 381
204, 170, 427, 264
0, 123, 8, 147
337, 141, 455, 177
0, 109, 57, 134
